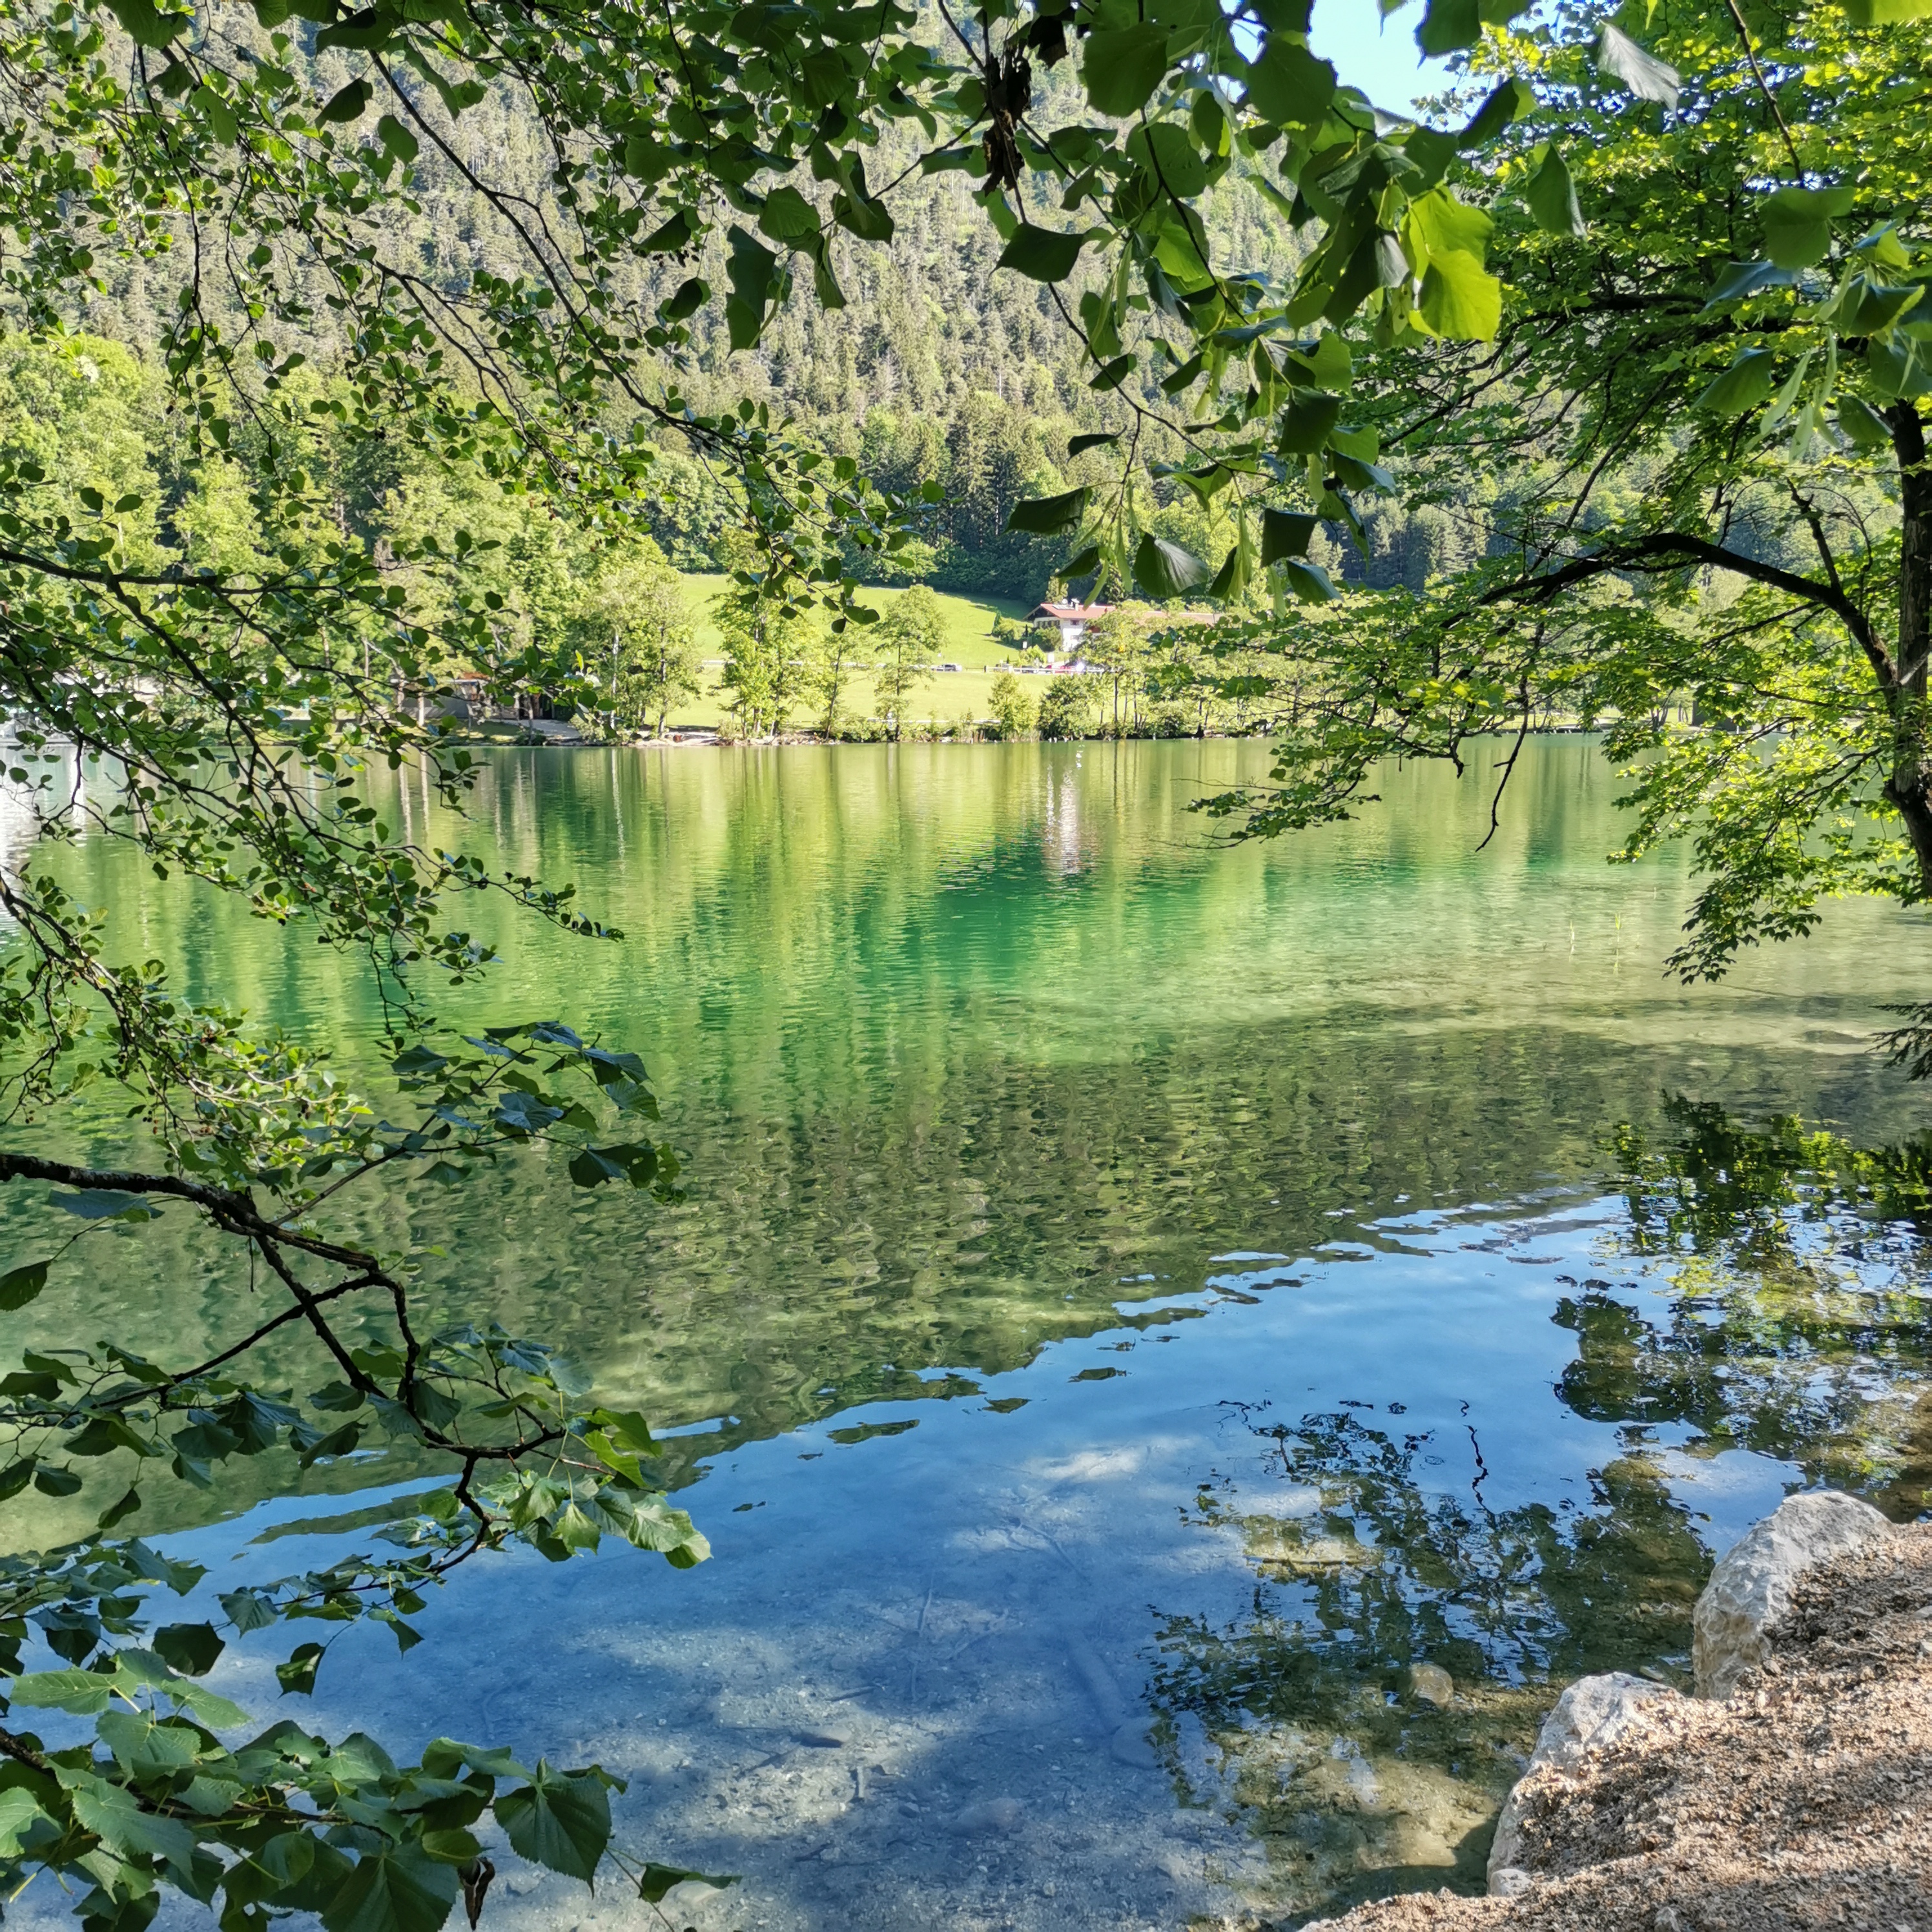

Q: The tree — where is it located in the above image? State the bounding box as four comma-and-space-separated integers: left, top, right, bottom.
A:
1038, 673, 1102, 740
873, 586, 944, 741
806, 622, 865, 738
584, 539, 704, 737
1082, 604, 1153, 735
988, 670, 1038, 740
0, 0, 1851, 1922
1193, 0, 1932, 1042
716, 590, 814, 738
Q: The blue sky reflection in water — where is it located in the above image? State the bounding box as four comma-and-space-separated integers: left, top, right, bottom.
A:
11, 737, 1932, 1931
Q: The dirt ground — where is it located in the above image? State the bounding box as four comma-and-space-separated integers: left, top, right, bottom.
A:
1276, 1525, 1932, 1932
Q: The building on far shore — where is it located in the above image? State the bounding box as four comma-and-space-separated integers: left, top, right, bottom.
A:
1029, 601, 1113, 661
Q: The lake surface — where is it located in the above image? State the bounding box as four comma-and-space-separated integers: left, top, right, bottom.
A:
8, 737, 1932, 1931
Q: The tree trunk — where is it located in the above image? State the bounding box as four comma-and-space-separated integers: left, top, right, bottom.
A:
1885, 402, 1932, 896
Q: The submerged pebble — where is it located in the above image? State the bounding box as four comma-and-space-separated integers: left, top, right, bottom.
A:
1409, 1663, 1454, 1707
949, 1797, 1025, 1835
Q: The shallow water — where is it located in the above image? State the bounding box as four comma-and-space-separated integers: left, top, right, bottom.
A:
8, 737, 1932, 1929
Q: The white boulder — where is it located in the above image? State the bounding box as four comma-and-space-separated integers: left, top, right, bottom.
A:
1691, 1489, 1893, 1699
1487, 1672, 1680, 1890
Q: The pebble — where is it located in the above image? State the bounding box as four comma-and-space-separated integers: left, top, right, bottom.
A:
1408, 1663, 1454, 1707
949, 1797, 1025, 1836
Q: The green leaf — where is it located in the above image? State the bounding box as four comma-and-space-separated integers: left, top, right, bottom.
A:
1594, 23, 1680, 107
1842, 0, 1932, 19
1277, 388, 1342, 455
318, 78, 374, 125
1419, 0, 1481, 56
153, 1623, 225, 1677
996, 223, 1086, 284
376, 114, 419, 164
220, 1588, 278, 1634
0, 1787, 53, 1859
1408, 189, 1493, 268
1761, 185, 1856, 271
168, 1680, 251, 1729
97, 1486, 141, 1530
32, 1464, 82, 1495
277, 1642, 325, 1695
1836, 274, 1919, 336
10, 1669, 115, 1714
495, 1765, 611, 1882
1838, 395, 1893, 447
636, 1866, 738, 1906
1525, 143, 1584, 238
1278, 559, 1337, 603
724, 227, 781, 352
0, 1260, 48, 1310
50, 1189, 160, 1222
65, 1774, 197, 1869
1082, 23, 1169, 117
1068, 433, 1119, 458
1694, 349, 1778, 416
0, 1459, 34, 1501
1124, 123, 1209, 200
1703, 260, 1797, 307
1006, 488, 1089, 536
1133, 534, 1208, 601
1244, 36, 1335, 128
1459, 76, 1535, 147
322, 1845, 459, 1932
1261, 510, 1318, 564
1418, 251, 1502, 340
105, 0, 188, 46
757, 186, 821, 243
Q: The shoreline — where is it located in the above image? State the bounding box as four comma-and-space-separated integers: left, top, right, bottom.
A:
1295, 1493, 1924, 1932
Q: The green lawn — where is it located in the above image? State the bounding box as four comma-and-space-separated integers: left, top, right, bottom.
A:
679, 574, 1039, 671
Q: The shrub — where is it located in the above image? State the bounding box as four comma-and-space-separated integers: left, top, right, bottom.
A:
987, 670, 1037, 741
1037, 673, 1100, 740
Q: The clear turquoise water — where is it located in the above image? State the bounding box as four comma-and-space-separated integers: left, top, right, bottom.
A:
9, 737, 1932, 1929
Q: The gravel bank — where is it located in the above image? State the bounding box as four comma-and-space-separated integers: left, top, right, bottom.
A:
1299, 1521, 1930, 1932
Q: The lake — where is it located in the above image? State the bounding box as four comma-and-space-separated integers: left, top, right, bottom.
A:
8, 735, 1932, 1931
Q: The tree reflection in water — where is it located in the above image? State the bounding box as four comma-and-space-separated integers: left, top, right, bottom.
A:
1144, 1097, 1932, 1921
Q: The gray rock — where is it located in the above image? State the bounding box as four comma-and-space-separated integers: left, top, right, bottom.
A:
1491, 1867, 1533, 1898
948, 1798, 1023, 1836
1691, 1489, 1894, 1699
1487, 1672, 1681, 1889
1409, 1662, 1454, 1707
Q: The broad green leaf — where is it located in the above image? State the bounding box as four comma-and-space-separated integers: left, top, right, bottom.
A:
996, 223, 1086, 284
10, 1669, 115, 1714
0, 1260, 48, 1309
1124, 123, 1209, 200
724, 228, 781, 352
1842, 0, 1931, 19
65, 1773, 197, 1869
1278, 559, 1337, 602
1594, 23, 1680, 107
1761, 185, 1856, 271
637, 1865, 738, 1906
1419, 0, 1481, 54
32, 1464, 82, 1495
1278, 389, 1342, 455
1837, 396, 1893, 447
1006, 488, 1089, 535
322, 1845, 459, 1932
1703, 260, 1796, 307
105, 0, 188, 46
757, 187, 820, 243
1068, 433, 1119, 457
1408, 190, 1494, 268
1526, 144, 1584, 237
1244, 36, 1335, 127
1835, 275, 1919, 336
169, 1680, 251, 1729
278, 1642, 324, 1695
318, 79, 373, 125
1459, 76, 1536, 147
1261, 510, 1319, 563
1418, 251, 1502, 340
496, 1766, 611, 1881
1082, 24, 1169, 117
0, 1787, 53, 1859
1133, 534, 1208, 601
153, 1623, 225, 1677
1695, 349, 1777, 415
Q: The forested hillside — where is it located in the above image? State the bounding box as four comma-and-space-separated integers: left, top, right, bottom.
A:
26, 18, 1497, 612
